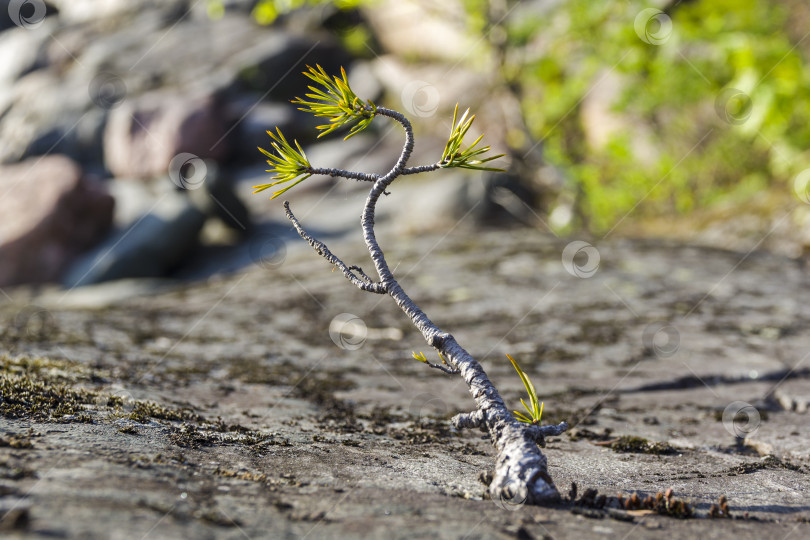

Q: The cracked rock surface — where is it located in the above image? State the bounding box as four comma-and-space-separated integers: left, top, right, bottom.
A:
2, 217, 810, 538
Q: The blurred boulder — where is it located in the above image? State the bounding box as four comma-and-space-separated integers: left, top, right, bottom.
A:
185, 160, 251, 233
0, 6, 349, 168
368, 55, 487, 120
347, 60, 383, 105
0, 155, 114, 287
0, 68, 108, 165
62, 188, 207, 288
105, 177, 160, 228
362, 0, 483, 62
0, 22, 52, 85
0, 0, 58, 33
225, 31, 350, 100
104, 91, 230, 179
227, 99, 296, 164
49, 0, 178, 24
63, 162, 251, 287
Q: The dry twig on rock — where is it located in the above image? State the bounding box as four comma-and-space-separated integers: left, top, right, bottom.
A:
255, 65, 568, 504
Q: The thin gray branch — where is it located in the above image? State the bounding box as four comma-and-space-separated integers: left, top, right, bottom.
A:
402, 163, 441, 176
307, 164, 439, 183
526, 421, 569, 447
348, 265, 375, 284
357, 106, 565, 503
452, 410, 485, 430
286, 102, 566, 505
421, 357, 460, 375
527, 421, 569, 441
283, 201, 387, 294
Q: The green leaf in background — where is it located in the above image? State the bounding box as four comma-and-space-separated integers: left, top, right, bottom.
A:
463, 0, 810, 232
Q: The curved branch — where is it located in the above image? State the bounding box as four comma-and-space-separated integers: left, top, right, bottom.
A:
348, 265, 376, 285
355, 107, 566, 503
275, 91, 565, 504
527, 421, 568, 441
284, 201, 387, 294
360, 107, 423, 287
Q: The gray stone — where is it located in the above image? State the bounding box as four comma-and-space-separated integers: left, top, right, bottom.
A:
347, 60, 384, 104
61, 188, 206, 288
186, 160, 252, 233
226, 99, 319, 165
0, 22, 52, 86
0, 71, 69, 163
0, 65, 115, 166
49, 0, 180, 24
105, 177, 161, 228
0, 8, 350, 169
4, 231, 810, 538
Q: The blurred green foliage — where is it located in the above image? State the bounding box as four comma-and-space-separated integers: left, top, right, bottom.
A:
210, 0, 809, 233
470, 0, 810, 232
251, 0, 364, 25
206, 0, 364, 25
206, 0, 372, 55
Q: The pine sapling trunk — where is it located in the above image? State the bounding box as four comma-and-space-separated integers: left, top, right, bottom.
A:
256, 66, 568, 505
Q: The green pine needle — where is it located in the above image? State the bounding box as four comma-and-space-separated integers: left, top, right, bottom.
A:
412, 351, 429, 363
440, 104, 506, 171
254, 128, 313, 199
412, 351, 448, 365
506, 354, 544, 424
292, 64, 377, 140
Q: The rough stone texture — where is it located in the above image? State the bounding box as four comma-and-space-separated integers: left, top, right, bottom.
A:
0, 155, 114, 287
1, 211, 810, 538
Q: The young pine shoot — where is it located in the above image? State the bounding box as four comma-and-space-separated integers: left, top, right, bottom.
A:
506, 354, 544, 425
253, 65, 569, 505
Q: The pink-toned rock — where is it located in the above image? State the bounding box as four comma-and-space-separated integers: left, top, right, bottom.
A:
104, 91, 229, 179
0, 155, 114, 287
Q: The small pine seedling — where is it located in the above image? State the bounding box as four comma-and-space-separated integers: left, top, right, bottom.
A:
506, 354, 544, 425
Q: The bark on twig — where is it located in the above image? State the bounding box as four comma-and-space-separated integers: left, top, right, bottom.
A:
284, 202, 386, 294
284, 106, 567, 504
